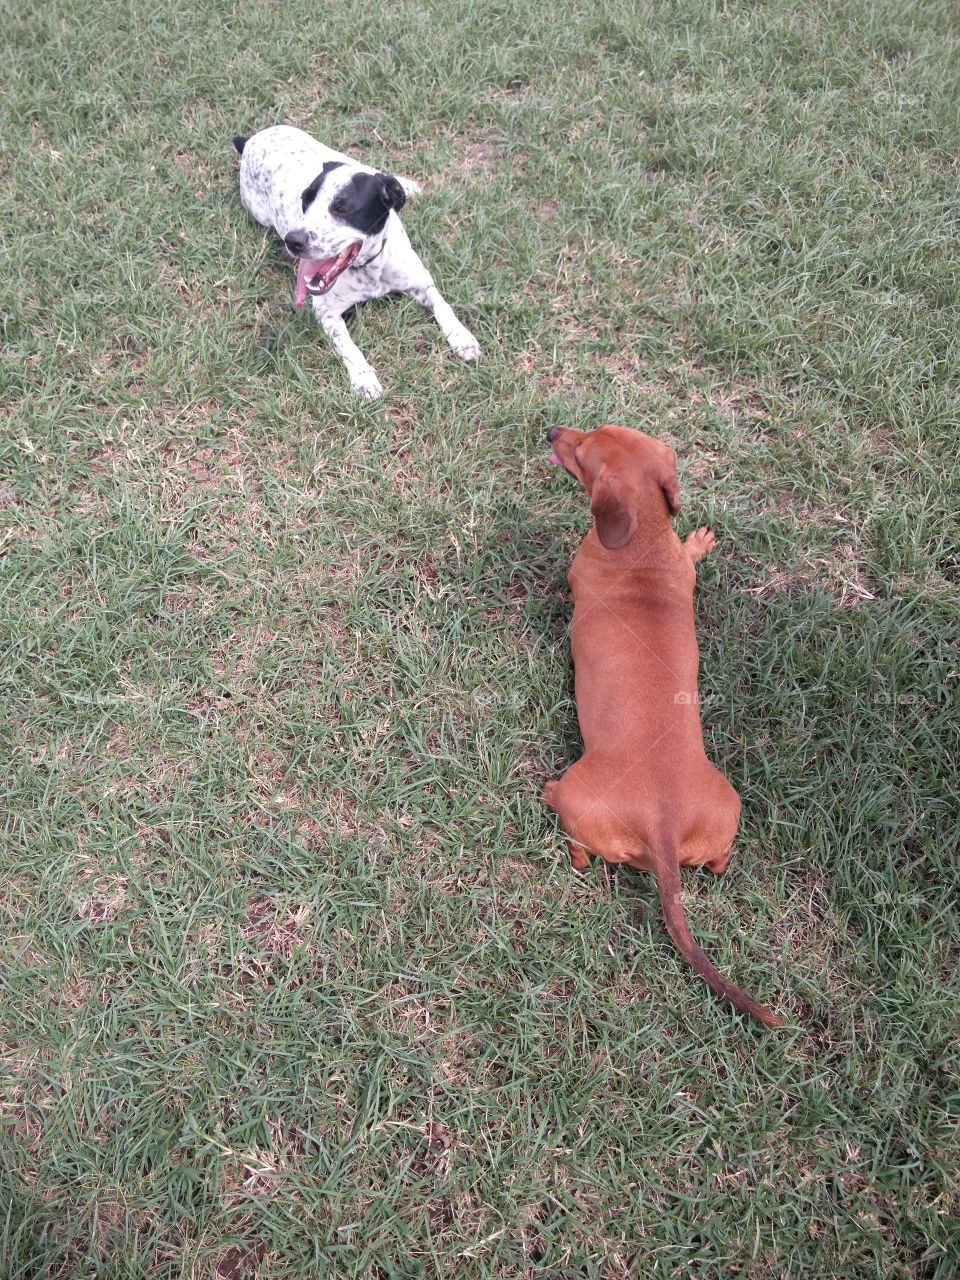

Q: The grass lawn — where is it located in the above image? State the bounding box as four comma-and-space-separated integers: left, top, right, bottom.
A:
2, 0, 959, 1275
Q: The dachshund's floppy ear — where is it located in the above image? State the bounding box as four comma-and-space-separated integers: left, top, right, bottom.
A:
659, 448, 681, 516
591, 468, 636, 549
377, 173, 406, 214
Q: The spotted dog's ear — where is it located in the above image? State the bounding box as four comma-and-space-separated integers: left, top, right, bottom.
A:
377, 174, 406, 214
302, 161, 344, 212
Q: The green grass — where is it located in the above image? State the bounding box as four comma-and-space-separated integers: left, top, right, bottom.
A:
2, 0, 959, 1275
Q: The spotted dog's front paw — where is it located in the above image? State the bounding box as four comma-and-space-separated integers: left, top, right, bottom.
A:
350, 367, 385, 400
448, 329, 482, 362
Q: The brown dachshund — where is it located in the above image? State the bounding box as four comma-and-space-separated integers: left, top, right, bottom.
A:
543, 424, 784, 1027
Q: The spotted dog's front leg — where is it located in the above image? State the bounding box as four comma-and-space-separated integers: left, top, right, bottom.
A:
382, 239, 481, 362
312, 301, 384, 400
405, 280, 482, 362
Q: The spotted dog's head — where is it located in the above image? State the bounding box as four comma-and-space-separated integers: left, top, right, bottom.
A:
283, 161, 407, 304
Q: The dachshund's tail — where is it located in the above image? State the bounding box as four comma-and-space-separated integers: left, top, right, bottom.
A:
653, 850, 784, 1028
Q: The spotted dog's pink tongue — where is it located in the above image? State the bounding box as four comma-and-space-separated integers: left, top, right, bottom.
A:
295, 258, 328, 310
293, 242, 363, 309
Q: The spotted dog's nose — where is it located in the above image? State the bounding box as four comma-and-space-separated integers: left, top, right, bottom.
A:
284, 230, 309, 255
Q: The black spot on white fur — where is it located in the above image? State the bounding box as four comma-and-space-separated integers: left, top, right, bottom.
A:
301, 161, 345, 212
329, 172, 407, 235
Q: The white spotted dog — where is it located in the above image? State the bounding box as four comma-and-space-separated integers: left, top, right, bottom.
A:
233, 126, 482, 399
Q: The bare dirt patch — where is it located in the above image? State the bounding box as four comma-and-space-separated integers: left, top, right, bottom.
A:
215, 1243, 267, 1280
241, 897, 316, 959
73, 874, 129, 923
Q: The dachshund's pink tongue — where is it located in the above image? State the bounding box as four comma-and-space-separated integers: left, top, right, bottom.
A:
549, 452, 561, 465
294, 258, 325, 310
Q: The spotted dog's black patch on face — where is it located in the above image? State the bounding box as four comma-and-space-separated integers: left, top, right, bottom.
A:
329, 172, 406, 235
301, 161, 345, 212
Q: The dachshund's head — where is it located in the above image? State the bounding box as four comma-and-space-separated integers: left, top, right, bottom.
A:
547, 424, 681, 549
